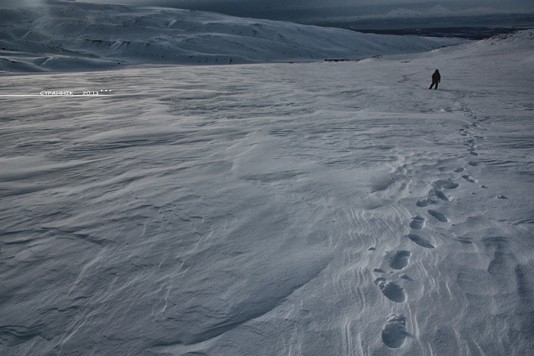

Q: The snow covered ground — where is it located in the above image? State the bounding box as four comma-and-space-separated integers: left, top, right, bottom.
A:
0, 1, 465, 72
1, 27, 534, 355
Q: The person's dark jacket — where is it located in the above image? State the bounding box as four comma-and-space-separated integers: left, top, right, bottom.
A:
432, 70, 441, 83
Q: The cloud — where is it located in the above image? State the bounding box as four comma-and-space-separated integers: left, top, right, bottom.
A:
2, 0, 43, 6
1, 0, 71, 8
20, 1, 534, 22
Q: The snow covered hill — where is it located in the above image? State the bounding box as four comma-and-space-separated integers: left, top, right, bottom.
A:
0, 1, 465, 72
1, 16, 534, 356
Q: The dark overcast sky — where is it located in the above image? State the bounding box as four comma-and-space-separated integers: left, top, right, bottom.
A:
24, 1, 534, 23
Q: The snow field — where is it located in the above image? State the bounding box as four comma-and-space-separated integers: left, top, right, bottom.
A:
1, 30, 534, 355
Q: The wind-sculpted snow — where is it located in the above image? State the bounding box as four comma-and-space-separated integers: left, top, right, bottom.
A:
0, 2, 466, 72
1, 30, 534, 355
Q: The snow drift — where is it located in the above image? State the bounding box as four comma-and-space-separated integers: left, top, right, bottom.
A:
0, 1, 465, 72
1, 29, 534, 355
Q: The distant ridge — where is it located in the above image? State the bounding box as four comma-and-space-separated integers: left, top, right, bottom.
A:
0, 2, 466, 72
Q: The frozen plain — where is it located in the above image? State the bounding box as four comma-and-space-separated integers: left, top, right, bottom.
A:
1, 31, 534, 355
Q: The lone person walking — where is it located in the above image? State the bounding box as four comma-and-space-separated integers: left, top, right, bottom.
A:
429, 69, 441, 90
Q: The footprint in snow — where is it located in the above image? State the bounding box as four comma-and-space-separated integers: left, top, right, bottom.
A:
406, 233, 435, 249
388, 250, 411, 270
375, 278, 406, 303
434, 189, 453, 202
428, 209, 448, 222
462, 175, 477, 183
409, 215, 425, 230
432, 180, 459, 190
416, 198, 436, 207
382, 314, 408, 348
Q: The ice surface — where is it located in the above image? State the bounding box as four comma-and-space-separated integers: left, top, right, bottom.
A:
1, 26, 534, 355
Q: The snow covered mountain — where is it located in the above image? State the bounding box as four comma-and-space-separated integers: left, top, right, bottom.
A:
0, 1, 465, 72
1, 28, 534, 355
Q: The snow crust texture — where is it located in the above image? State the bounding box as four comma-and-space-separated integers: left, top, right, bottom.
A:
0, 2, 465, 72
1, 29, 534, 355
